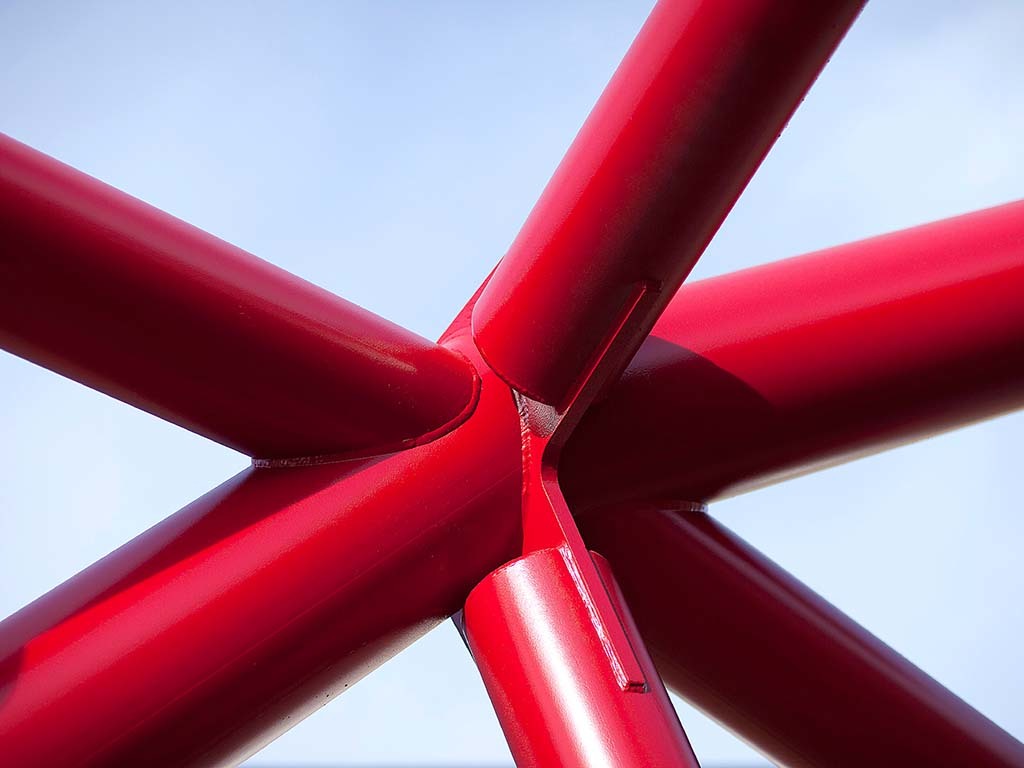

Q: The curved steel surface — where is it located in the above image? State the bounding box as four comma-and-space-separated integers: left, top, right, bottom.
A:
3, 1, 1023, 765
463, 547, 699, 768
580, 506, 1024, 768
0, 331, 521, 767
563, 200, 1024, 506
0, 132, 477, 461
473, 0, 864, 407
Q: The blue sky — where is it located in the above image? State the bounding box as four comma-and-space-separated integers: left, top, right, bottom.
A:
1, 1, 1022, 765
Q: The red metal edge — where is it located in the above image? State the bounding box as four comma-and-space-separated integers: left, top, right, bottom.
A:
579, 505, 1024, 768
562, 199, 1024, 507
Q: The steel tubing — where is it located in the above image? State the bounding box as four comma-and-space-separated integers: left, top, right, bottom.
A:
562, 200, 1024, 506
473, 0, 864, 408
463, 548, 700, 768
0, 132, 477, 461
0, 333, 521, 767
579, 506, 1024, 768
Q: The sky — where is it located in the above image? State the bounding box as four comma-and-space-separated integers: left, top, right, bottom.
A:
1, 1, 1022, 765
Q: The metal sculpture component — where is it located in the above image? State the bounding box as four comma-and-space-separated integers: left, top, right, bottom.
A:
1, 1, 1023, 766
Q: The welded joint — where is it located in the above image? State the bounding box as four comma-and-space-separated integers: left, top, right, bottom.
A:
252, 350, 482, 468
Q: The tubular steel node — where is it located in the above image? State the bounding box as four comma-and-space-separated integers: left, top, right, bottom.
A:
2, 1, 1023, 767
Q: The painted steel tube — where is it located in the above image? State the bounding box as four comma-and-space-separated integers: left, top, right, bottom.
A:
463, 547, 700, 768
579, 506, 1024, 768
0, 132, 477, 461
562, 200, 1024, 507
0, 334, 522, 767
473, 0, 864, 407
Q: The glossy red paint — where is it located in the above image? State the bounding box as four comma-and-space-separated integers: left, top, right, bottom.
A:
563, 199, 1024, 507
462, 384, 697, 765
463, 549, 699, 768
455, 0, 876, 751
0, 328, 522, 766
579, 506, 1024, 768
473, 0, 864, 408
2, 0, 1024, 764
465, 3, 865, 750
0, 132, 477, 461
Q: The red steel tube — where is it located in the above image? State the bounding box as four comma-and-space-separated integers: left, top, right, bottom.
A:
562, 200, 1024, 507
463, 548, 700, 768
579, 506, 1024, 767
473, 0, 864, 408
0, 132, 477, 461
0, 333, 521, 767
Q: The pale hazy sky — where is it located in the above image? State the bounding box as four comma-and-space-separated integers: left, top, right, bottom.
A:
1, 2, 1022, 765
